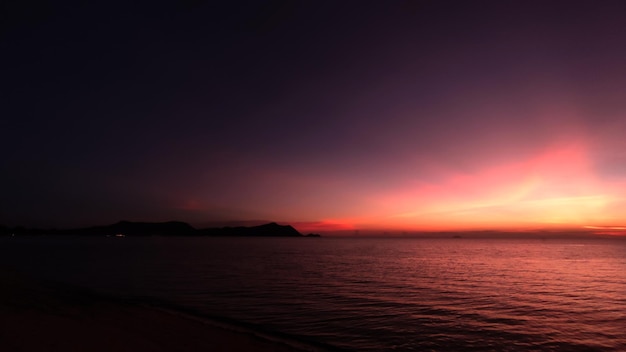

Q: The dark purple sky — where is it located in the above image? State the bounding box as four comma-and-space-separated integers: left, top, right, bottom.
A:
3, 1, 626, 233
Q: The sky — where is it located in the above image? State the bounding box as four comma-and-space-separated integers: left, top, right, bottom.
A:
3, 1, 626, 234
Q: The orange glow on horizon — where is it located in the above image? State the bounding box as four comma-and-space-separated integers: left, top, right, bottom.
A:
319, 140, 626, 232
583, 226, 626, 230
583, 226, 626, 236
292, 219, 357, 233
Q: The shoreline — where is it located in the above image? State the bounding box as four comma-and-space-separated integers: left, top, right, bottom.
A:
0, 269, 332, 352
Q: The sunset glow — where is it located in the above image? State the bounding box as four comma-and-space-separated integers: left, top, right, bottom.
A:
290, 137, 626, 233
4, 1, 626, 236
375, 143, 617, 229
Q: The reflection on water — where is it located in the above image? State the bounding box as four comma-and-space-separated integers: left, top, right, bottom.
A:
3, 236, 626, 351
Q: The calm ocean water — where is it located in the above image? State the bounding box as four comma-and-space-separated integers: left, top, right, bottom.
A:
2, 236, 626, 351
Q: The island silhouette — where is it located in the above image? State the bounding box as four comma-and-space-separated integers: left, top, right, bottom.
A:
0, 221, 321, 237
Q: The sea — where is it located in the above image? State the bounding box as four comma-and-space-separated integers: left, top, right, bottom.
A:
2, 236, 626, 351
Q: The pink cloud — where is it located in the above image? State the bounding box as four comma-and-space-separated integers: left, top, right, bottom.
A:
362, 139, 625, 230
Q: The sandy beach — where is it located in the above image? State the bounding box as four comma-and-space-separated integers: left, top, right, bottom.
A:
0, 270, 307, 352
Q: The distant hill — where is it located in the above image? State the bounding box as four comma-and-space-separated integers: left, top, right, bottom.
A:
1, 221, 306, 237
198, 222, 302, 237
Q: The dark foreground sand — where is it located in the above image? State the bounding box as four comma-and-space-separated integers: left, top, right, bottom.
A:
0, 270, 308, 352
